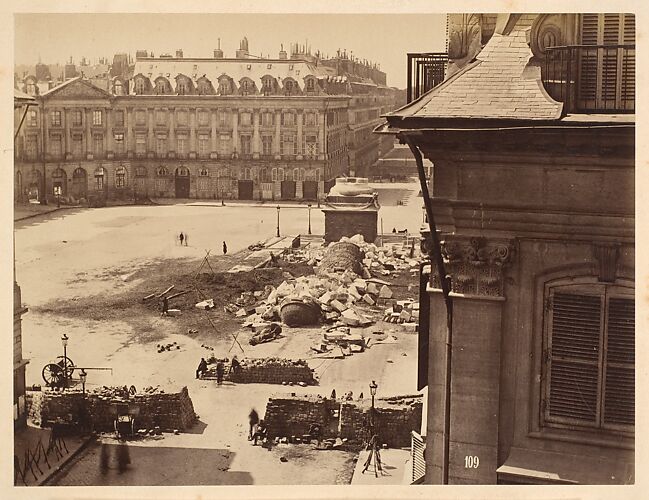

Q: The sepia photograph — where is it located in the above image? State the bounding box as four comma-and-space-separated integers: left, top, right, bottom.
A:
7, 2, 640, 497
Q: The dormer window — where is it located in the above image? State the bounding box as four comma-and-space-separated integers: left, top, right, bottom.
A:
197, 77, 214, 95
154, 78, 170, 95
134, 77, 146, 94
305, 78, 315, 92
284, 79, 295, 96
218, 78, 232, 95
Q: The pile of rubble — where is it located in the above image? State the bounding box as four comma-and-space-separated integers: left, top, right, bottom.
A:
240, 235, 419, 329
383, 299, 420, 325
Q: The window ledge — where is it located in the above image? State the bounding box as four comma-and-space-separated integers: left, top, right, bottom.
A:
528, 429, 634, 450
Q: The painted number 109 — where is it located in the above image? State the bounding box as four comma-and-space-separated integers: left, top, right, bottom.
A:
464, 456, 480, 469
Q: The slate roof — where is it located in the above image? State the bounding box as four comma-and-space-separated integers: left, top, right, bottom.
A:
389, 28, 562, 121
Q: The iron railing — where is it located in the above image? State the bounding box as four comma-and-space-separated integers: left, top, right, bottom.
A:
407, 53, 448, 103
543, 44, 635, 114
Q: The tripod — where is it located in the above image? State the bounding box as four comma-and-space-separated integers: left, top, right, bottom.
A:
362, 434, 383, 477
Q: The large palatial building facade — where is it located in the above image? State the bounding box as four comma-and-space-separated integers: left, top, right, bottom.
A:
14, 41, 402, 203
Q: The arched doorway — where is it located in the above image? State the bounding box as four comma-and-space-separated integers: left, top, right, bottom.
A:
175, 166, 190, 198
51, 168, 67, 198
28, 169, 41, 203
71, 167, 88, 199
134, 166, 148, 200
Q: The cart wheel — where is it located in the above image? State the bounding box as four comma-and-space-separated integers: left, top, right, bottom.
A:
42, 363, 64, 387
56, 356, 75, 378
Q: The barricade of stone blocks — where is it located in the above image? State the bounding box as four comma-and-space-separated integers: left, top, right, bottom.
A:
263, 393, 422, 447
28, 386, 197, 433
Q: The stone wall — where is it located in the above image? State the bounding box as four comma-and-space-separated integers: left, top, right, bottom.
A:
323, 210, 378, 244
28, 386, 196, 432
214, 358, 317, 385
264, 393, 422, 448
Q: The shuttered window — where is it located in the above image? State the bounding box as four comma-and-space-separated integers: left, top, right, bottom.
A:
578, 14, 635, 111
544, 284, 634, 434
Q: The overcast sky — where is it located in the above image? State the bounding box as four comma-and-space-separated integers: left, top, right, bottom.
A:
14, 13, 447, 89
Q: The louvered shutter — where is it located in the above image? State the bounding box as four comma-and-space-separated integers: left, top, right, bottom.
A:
621, 15, 635, 110
578, 14, 635, 111
603, 297, 634, 428
410, 431, 426, 484
578, 14, 599, 107
546, 292, 602, 425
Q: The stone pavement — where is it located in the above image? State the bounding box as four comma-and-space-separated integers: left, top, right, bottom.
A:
350, 447, 411, 485
14, 424, 91, 486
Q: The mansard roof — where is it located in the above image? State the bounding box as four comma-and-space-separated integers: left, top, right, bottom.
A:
133, 57, 324, 91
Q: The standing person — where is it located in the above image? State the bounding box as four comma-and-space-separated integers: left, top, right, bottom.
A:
184, 233, 189, 246
248, 408, 259, 441
230, 355, 241, 376
179, 232, 184, 246
161, 296, 169, 316
223, 241, 228, 255
216, 360, 225, 385
196, 357, 208, 379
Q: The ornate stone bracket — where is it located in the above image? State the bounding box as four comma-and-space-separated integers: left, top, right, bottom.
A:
429, 236, 516, 298
593, 243, 620, 283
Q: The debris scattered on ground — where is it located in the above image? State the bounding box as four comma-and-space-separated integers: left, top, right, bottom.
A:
195, 299, 215, 310
249, 323, 282, 345
382, 299, 419, 324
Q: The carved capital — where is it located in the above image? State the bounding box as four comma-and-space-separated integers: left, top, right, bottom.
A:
430, 236, 516, 297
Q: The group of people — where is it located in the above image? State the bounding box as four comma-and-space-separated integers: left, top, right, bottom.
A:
195, 355, 241, 385
330, 389, 363, 401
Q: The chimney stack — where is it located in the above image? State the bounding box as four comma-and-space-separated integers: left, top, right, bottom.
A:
214, 38, 224, 58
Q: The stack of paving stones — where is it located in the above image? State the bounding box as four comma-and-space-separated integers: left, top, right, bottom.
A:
263, 393, 422, 448
28, 389, 85, 427
28, 386, 196, 432
220, 358, 317, 385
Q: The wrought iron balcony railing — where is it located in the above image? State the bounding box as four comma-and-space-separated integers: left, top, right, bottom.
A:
543, 44, 635, 114
407, 53, 448, 103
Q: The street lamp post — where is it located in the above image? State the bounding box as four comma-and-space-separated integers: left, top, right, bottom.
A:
276, 205, 281, 237
307, 204, 312, 235
369, 380, 378, 429
79, 369, 87, 396
61, 334, 69, 389
362, 380, 383, 477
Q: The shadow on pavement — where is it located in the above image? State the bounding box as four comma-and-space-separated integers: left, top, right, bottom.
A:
51, 440, 253, 485
183, 419, 208, 435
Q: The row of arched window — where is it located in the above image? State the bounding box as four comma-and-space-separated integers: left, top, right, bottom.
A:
133, 73, 319, 97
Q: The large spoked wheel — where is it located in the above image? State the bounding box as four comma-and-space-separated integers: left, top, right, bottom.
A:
56, 356, 75, 378
42, 363, 65, 387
